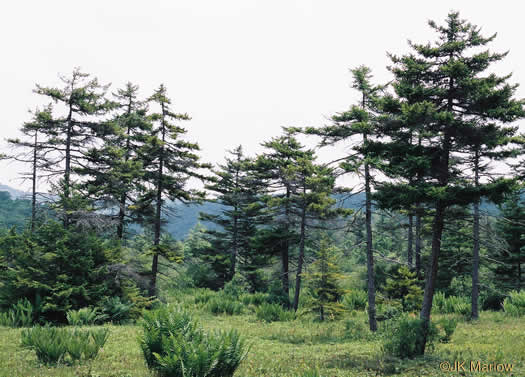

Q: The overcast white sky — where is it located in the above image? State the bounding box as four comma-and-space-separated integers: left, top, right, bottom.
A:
1, 1, 524, 192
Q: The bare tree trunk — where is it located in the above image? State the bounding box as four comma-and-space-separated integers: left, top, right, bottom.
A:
31, 132, 38, 233
471, 149, 480, 319
63, 104, 73, 228
282, 188, 291, 303
364, 134, 377, 332
415, 208, 422, 279
293, 184, 307, 311
407, 214, 413, 267
419, 202, 445, 353
150, 104, 166, 297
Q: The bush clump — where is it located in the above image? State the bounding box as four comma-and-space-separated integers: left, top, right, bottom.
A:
66, 307, 105, 326
503, 290, 525, 317
138, 306, 248, 377
21, 325, 109, 365
206, 297, 244, 315
255, 303, 295, 323
382, 315, 438, 359
0, 298, 36, 327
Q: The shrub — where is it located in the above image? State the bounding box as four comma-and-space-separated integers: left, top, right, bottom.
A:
223, 274, 249, 299
206, 297, 244, 316
382, 315, 438, 359
438, 317, 457, 343
138, 306, 248, 377
0, 222, 125, 323
503, 290, 525, 317
66, 307, 106, 326
342, 290, 367, 311
384, 266, 423, 312
0, 298, 35, 327
20, 326, 109, 365
100, 297, 134, 324
376, 302, 402, 321
255, 303, 295, 323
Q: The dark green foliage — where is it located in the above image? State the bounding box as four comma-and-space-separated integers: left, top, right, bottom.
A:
200, 146, 269, 289
255, 303, 295, 323
384, 266, 423, 312
305, 237, 347, 321
382, 315, 438, 359
20, 326, 109, 365
492, 191, 525, 292
0, 221, 124, 322
138, 306, 248, 377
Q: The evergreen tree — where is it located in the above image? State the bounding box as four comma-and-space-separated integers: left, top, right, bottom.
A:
305, 66, 383, 331
141, 84, 209, 296
492, 191, 525, 292
305, 236, 346, 321
5, 107, 54, 231
370, 12, 524, 353
200, 145, 268, 290
33, 68, 115, 227
78, 82, 151, 239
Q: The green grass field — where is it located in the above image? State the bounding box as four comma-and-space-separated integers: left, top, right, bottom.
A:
1, 294, 523, 377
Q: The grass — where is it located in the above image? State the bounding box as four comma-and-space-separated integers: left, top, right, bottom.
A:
1, 294, 524, 376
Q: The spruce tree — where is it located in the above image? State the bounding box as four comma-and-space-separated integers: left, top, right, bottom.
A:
370, 12, 524, 353
141, 84, 209, 296
305, 65, 383, 331
33, 68, 115, 227
200, 145, 268, 289
492, 190, 525, 292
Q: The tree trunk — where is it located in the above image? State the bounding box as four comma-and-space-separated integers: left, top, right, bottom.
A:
117, 120, 132, 240
364, 133, 377, 332
419, 202, 446, 354
407, 214, 413, 267
293, 184, 307, 312
282, 187, 290, 303
31, 132, 38, 233
415, 208, 422, 279
150, 104, 166, 297
471, 149, 480, 319
64, 104, 73, 228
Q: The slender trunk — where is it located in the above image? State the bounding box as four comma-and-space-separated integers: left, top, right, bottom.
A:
150, 104, 166, 297
117, 107, 132, 240
293, 182, 307, 312
362, 89, 377, 332
419, 202, 446, 353
419, 70, 453, 354
471, 149, 480, 319
281, 187, 290, 303
64, 104, 73, 228
231, 164, 240, 279
408, 214, 413, 267
31, 132, 38, 232
415, 208, 422, 279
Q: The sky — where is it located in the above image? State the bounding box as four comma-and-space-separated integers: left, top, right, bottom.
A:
1, 0, 524, 192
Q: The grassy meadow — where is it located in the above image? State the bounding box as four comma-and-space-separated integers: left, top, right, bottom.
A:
1, 289, 524, 377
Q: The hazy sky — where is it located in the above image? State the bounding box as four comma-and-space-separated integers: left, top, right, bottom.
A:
1, 1, 524, 192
